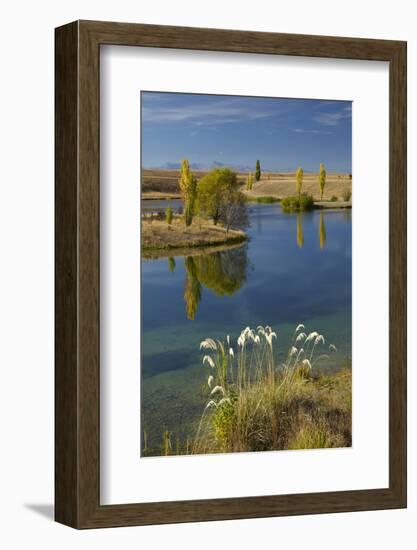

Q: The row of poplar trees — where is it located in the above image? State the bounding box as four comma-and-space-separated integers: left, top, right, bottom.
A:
296, 163, 327, 200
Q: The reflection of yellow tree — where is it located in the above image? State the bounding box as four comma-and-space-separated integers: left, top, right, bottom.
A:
319, 212, 327, 250
184, 257, 202, 320
296, 213, 304, 248
168, 257, 176, 272
183, 246, 248, 319
194, 249, 246, 296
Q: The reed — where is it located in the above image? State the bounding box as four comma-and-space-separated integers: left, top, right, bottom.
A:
194, 324, 351, 454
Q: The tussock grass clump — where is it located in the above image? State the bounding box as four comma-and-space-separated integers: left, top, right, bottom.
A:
194, 325, 351, 454
342, 189, 352, 202
281, 193, 314, 212
255, 196, 280, 204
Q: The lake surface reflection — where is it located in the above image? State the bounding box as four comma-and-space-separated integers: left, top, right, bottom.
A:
141, 201, 351, 451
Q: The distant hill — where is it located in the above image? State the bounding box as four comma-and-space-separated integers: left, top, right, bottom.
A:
141, 168, 352, 201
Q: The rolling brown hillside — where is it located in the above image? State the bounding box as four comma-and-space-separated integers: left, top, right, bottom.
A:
141, 169, 352, 202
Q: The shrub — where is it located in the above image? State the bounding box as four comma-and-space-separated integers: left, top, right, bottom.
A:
330, 195, 338, 202
166, 206, 173, 225
342, 189, 352, 201
256, 196, 280, 203
281, 193, 314, 212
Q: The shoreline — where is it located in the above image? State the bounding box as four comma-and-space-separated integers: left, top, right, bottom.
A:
142, 239, 247, 259
141, 192, 351, 210
141, 217, 248, 255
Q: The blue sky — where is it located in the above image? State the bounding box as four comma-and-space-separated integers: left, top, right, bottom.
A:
141, 92, 352, 172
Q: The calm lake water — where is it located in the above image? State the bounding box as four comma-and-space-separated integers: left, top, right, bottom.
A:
141, 200, 352, 452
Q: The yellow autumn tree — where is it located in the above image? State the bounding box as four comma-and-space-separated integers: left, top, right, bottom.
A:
318, 163, 326, 201
296, 167, 304, 199
178, 159, 197, 226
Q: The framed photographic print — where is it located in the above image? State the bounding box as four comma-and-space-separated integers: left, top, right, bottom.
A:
55, 20, 407, 528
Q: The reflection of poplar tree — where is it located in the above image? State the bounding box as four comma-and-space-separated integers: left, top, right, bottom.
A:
296, 213, 304, 248
319, 212, 327, 250
168, 257, 176, 272
184, 257, 202, 320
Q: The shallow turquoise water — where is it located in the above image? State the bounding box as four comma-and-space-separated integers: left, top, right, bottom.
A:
141, 202, 351, 451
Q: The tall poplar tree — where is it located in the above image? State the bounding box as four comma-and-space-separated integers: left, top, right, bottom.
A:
295, 167, 304, 199
318, 163, 326, 201
255, 160, 261, 181
178, 159, 197, 226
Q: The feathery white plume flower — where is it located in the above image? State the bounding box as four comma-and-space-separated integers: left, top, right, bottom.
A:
210, 385, 225, 396
304, 332, 319, 346
315, 334, 325, 345
289, 346, 298, 357
266, 332, 277, 347
203, 355, 215, 368
295, 324, 305, 333
205, 400, 217, 410
295, 332, 307, 344
329, 344, 337, 352
302, 358, 312, 370
227, 335, 230, 347
200, 338, 217, 350
207, 375, 214, 388
229, 348, 234, 358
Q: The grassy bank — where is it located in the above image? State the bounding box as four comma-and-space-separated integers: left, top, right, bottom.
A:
143, 324, 351, 456
141, 216, 247, 253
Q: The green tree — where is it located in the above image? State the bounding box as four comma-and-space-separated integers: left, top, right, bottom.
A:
178, 159, 197, 226
318, 163, 326, 200
166, 206, 173, 226
197, 168, 238, 225
296, 167, 304, 199
255, 160, 261, 181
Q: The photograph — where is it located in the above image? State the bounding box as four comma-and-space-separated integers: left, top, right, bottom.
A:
140, 91, 352, 457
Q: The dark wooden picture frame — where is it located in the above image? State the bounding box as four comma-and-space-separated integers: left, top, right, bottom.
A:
55, 20, 407, 529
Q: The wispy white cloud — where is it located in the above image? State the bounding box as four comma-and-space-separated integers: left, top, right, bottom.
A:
314, 105, 352, 127
142, 97, 273, 126
292, 128, 333, 135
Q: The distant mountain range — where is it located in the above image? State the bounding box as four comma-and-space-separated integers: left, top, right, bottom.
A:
145, 161, 302, 172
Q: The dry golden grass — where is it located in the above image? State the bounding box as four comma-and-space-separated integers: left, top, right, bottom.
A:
141, 216, 247, 253
141, 169, 352, 203
244, 172, 352, 202
193, 326, 352, 455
